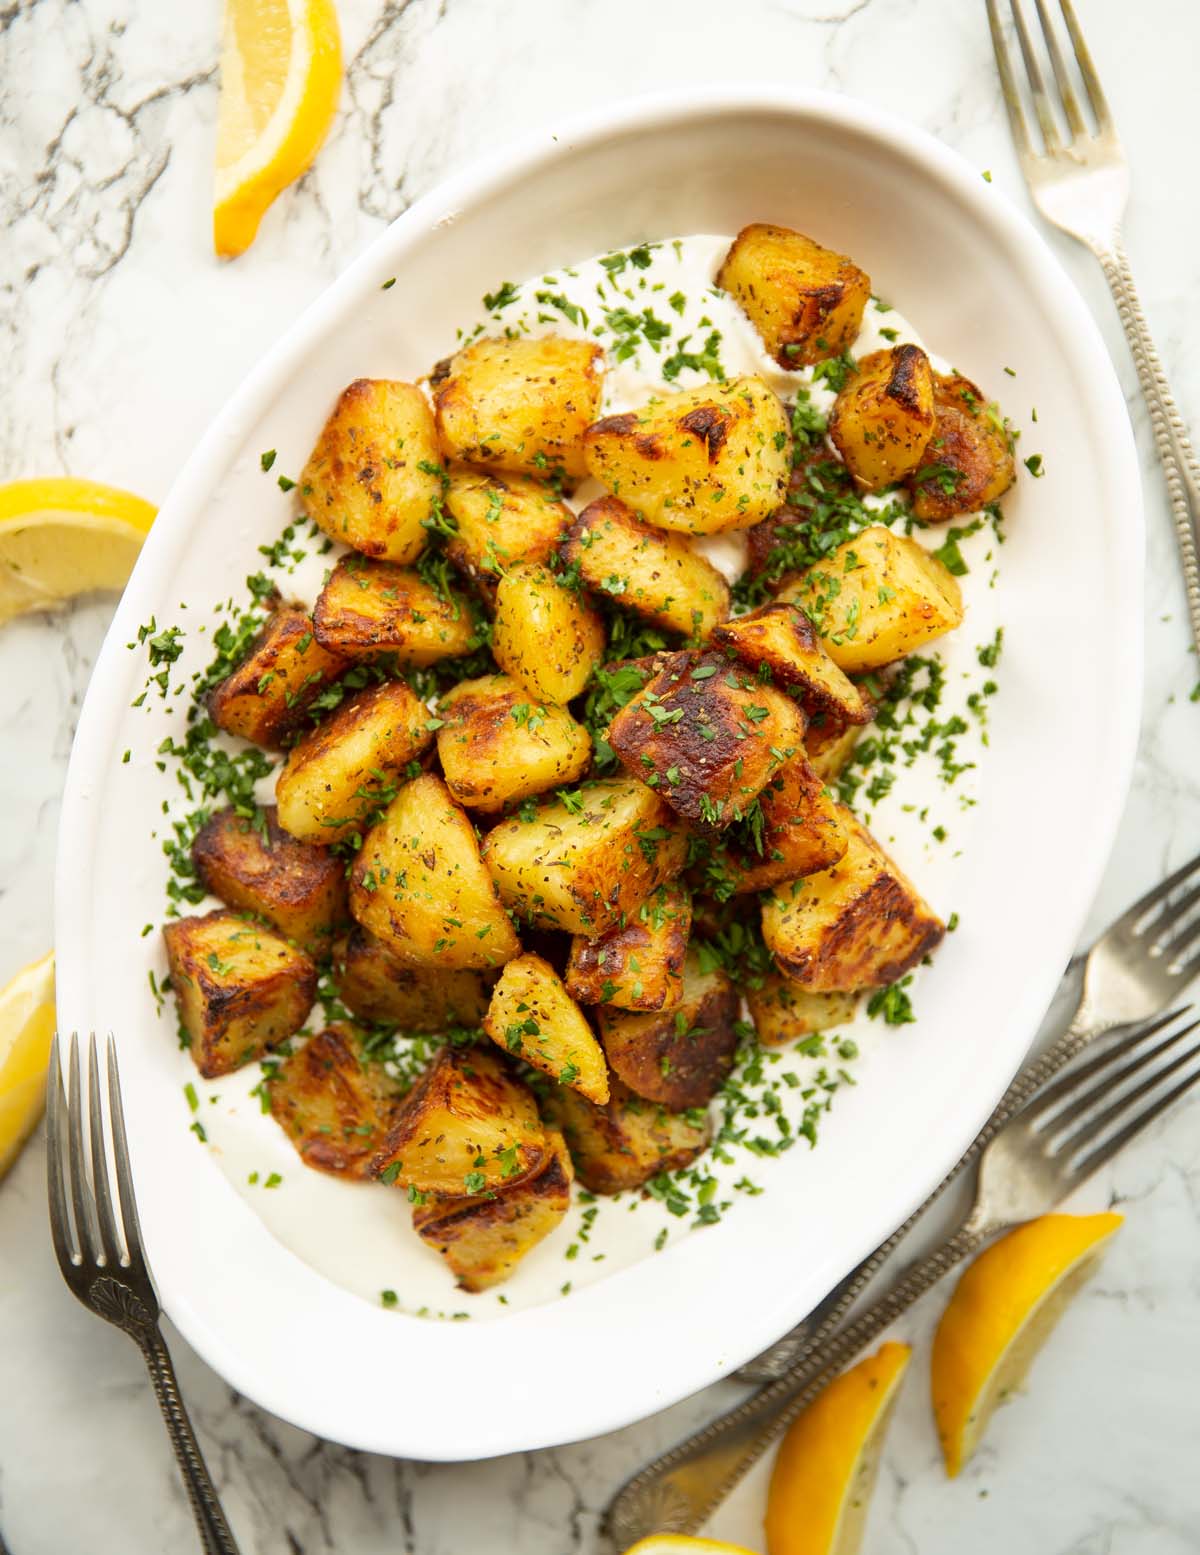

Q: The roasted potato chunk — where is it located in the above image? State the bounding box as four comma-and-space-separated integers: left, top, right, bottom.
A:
163, 910, 316, 1079
712, 756, 848, 894
743, 447, 856, 597
582, 376, 790, 535
299, 379, 443, 564
561, 496, 730, 640
490, 563, 606, 705
481, 776, 689, 937
349, 773, 520, 969
433, 335, 604, 482
483, 952, 609, 1104
413, 1129, 573, 1292
828, 345, 936, 491
565, 881, 691, 1012
312, 556, 476, 665
192, 805, 348, 954
371, 1044, 546, 1196
907, 372, 1016, 521
761, 811, 944, 992
207, 604, 346, 749
712, 602, 872, 725
716, 223, 871, 369
267, 1025, 402, 1177
275, 679, 433, 844
606, 649, 805, 831
332, 927, 493, 1029
779, 526, 963, 674
549, 1078, 710, 1195
596, 950, 738, 1110
444, 467, 572, 594
436, 673, 591, 814
804, 707, 863, 783
745, 973, 860, 1047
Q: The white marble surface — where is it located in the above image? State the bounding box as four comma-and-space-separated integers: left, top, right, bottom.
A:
3, 1, 1200, 1550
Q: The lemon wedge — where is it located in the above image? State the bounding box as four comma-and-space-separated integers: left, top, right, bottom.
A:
765, 1341, 910, 1555
0, 950, 56, 1180
931, 1211, 1123, 1477
214, 0, 343, 258
623, 1540, 759, 1555
0, 478, 156, 627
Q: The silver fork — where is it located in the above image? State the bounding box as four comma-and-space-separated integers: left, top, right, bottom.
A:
46, 1033, 241, 1555
987, 0, 1200, 651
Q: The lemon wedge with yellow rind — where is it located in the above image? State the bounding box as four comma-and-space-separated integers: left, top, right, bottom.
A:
0, 950, 56, 1180
623, 1539, 759, 1555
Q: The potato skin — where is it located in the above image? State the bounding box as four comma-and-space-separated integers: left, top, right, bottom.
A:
444, 467, 572, 596
491, 562, 606, 705
746, 972, 859, 1047
267, 1025, 402, 1177
907, 372, 1016, 521
434, 335, 604, 482
582, 376, 791, 535
483, 952, 610, 1105
828, 345, 936, 491
192, 806, 348, 955
565, 881, 691, 1012
332, 927, 493, 1029
436, 672, 591, 814
711, 603, 872, 726
207, 605, 346, 749
714, 756, 849, 894
717, 223, 871, 369
163, 909, 317, 1079
549, 1077, 710, 1195
312, 557, 476, 665
300, 379, 443, 564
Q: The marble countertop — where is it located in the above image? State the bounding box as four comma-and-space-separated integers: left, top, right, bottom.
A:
3, 1, 1200, 1550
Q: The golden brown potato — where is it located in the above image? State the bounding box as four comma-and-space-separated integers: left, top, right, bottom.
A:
267, 1025, 402, 1177
436, 673, 591, 814
606, 649, 805, 831
761, 811, 944, 992
349, 773, 521, 969
906, 372, 1016, 521
582, 376, 790, 535
163, 910, 317, 1079
743, 446, 857, 597
299, 379, 443, 564
549, 1078, 710, 1195
207, 605, 346, 749
332, 927, 493, 1029
444, 466, 572, 594
433, 335, 604, 482
483, 952, 609, 1104
481, 777, 689, 937
828, 346, 936, 491
711, 603, 872, 725
275, 679, 433, 844
804, 707, 863, 784
312, 556, 476, 665
565, 881, 691, 1012
596, 950, 738, 1110
745, 973, 860, 1047
191, 806, 348, 955
711, 756, 848, 894
371, 1044, 546, 1196
413, 1129, 573, 1291
490, 561, 606, 705
560, 496, 730, 641
716, 223, 871, 369
778, 526, 963, 675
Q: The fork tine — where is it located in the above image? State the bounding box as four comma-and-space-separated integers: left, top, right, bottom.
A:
87, 1033, 123, 1266
1009, 0, 1063, 151
1021, 1007, 1187, 1124
1049, 1015, 1200, 1152
45, 1034, 77, 1268
986, 0, 1036, 161
107, 1036, 146, 1268
1071, 1055, 1200, 1183
1151, 879, 1200, 958
66, 1034, 101, 1264
1057, 0, 1115, 134
1031, 0, 1086, 138
1121, 851, 1200, 938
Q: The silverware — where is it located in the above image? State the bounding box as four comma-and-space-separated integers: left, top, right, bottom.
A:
46, 1033, 241, 1555
987, 0, 1200, 651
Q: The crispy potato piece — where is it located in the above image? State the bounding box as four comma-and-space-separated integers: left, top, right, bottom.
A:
561, 496, 730, 641
743, 447, 857, 597
828, 346, 936, 491
549, 1078, 710, 1195
779, 526, 963, 674
349, 773, 520, 969
712, 602, 872, 725
804, 707, 863, 783
565, 881, 691, 1012
312, 557, 476, 665
433, 335, 604, 482
606, 649, 805, 831
444, 467, 572, 595
275, 679, 433, 844
596, 950, 738, 1110
332, 927, 493, 1029
746, 972, 860, 1047
163, 910, 316, 1079
907, 371, 1016, 521
481, 776, 689, 937
716, 223, 871, 369
299, 379, 443, 564
483, 952, 609, 1105
708, 756, 849, 894
207, 604, 346, 749
413, 1129, 573, 1292
582, 376, 790, 535
267, 1025, 402, 1177
436, 673, 592, 813
490, 561, 606, 705
761, 810, 944, 992
371, 1044, 546, 1196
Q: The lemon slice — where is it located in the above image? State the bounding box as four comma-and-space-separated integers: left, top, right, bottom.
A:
214, 0, 343, 258
931, 1211, 1123, 1477
765, 1340, 910, 1555
0, 950, 56, 1180
0, 478, 156, 627
624, 1540, 759, 1555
